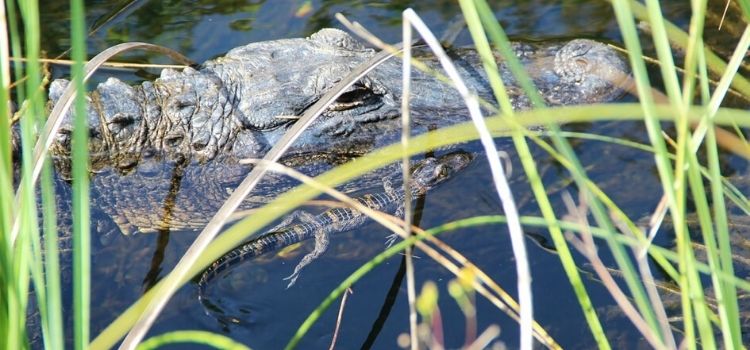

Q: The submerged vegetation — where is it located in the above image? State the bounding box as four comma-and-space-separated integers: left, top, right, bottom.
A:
2, 0, 750, 349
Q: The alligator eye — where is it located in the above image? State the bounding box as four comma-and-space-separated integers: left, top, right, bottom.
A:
330, 82, 379, 111
433, 164, 450, 180
440, 166, 450, 178
338, 85, 370, 102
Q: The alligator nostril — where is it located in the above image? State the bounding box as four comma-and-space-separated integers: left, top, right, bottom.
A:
575, 58, 588, 70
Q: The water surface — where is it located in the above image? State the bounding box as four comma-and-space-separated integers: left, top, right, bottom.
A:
34, 1, 748, 348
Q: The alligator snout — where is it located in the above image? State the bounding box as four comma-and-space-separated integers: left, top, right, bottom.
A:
546, 39, 630, 105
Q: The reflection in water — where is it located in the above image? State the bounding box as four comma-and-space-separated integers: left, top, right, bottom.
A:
137, 157, 188, 292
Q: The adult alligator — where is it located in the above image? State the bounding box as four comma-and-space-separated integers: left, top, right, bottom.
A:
46, 28, 628, 172
198, 152, 473, 313
41, 28, 629, 234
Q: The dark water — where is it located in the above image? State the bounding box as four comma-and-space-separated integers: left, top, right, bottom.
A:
33, 0, 748, 349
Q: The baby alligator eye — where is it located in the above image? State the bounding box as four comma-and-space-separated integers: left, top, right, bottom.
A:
433, 164, 450, 181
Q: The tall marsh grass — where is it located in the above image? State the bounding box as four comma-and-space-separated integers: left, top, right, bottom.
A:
3, 0, 750, 349
2, 0, 89, 349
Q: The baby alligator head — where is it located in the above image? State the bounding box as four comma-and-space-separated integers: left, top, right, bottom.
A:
410, 151, 474, 193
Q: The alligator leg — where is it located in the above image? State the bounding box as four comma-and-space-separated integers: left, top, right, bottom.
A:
283, 212, 329, 288
264, 210, 310, 235
383, 178, 407, 247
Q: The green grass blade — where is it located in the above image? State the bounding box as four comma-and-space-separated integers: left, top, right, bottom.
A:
2, 0, 18, 346
137, 330, 252, 350
21, 0, 65, 345
40, 160, 64, 349
609, 0, 688, 344
0, 0, 15, 345
707, 125, 743, 348
7, 0, 25, 105
15, 0, 47, 348
643, 0, 716, 346
694, 22, 750, 350
69, 0, 91, 348
0, 2, 12, 235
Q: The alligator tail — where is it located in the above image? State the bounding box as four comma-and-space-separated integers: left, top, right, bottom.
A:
196, 228, 316, 306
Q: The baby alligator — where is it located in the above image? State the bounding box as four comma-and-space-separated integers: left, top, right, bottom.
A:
197, 152, 473, 300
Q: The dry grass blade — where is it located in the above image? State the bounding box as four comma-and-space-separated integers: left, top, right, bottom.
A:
407, 228, 559, 347
399, 9, 532, 350
616, 69, 750, 159
718, 0, 731, 31
329, 288, 352, 350
644, 195, 669, 255
562, 192, 668, 350
614, 215, 676, 349
119, 40, 404, 349
691, 24, 750, 151
10, 57, 189, 70
400, 17, 419, 350
466, 325, 501, 350
336, 14, 500, 115
409, 227, 560, 348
